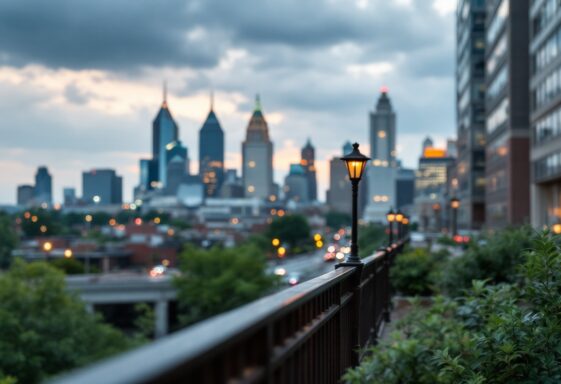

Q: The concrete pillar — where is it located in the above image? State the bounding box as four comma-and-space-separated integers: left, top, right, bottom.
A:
154, 300, 169, 338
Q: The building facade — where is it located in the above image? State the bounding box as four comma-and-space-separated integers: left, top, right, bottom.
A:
456, 0, 487, 230
284, 164, 309, 203
242, 95, 274, 200
199, 98, 225, 198
300, 139, 317, 201
17, 185, 34, 206
530, 0, 561, 227
485, 0, 530, 228
82, 169, 123, 205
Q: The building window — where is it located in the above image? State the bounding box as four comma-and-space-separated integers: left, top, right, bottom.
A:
247, 185, 255, 193
487, 98, 509, 134
378, 131, 387, 138
248, 161, 256, 168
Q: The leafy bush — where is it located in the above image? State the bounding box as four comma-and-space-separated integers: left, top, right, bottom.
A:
345, 232, 561, 384
174, 245, 278, 326
0, 260, 135, 383
390, 248, 446, 296
439, 226, 535, 296
267, 214, 311, 250
358, 223, 386, 257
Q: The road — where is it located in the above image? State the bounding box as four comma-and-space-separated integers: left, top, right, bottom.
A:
267, 249, 336, 285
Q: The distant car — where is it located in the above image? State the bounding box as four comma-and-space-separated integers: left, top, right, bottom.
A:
286, 272, 301, 286
323, 252, 336, 262
149, 265, 166, 277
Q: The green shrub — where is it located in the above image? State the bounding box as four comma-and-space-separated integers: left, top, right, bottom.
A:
345, 232, 561, 384
439, 226, 535, 296
390, 248, 448, 296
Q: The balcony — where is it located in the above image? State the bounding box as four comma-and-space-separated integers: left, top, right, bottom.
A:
50, 239, 407, 384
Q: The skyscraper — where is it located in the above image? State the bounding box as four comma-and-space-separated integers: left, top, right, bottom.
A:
530, 0, 561, 228
327, 142, 353, 214
484, 0, 530, 228
300, 139, 317, 201
199, 94, 225, 197
34, 166, 52, 205
82, 169, 123, 205
456, 0, 486, 230
370, 87, 397, 167
242, 95, 274, 200
63, 187, 77, 206
364, 89, 398, 222
152, 85, 179, 188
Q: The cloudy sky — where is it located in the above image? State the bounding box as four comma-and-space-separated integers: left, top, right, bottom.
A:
0, 0, 456, 204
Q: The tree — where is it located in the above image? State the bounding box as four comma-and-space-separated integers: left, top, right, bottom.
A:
20, 209, 61, 237
0, 260, 135, 383
357, 223, 386, 257
0, 213, 18, 269
267, 214, 311, 250
174, 245, 278, 326
325, 211, 351, 230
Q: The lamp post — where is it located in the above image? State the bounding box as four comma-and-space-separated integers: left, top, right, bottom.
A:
395, 210, 404, 240
340, 143, 370, 264
386, 209, 396, 246
450, 197, 460, 237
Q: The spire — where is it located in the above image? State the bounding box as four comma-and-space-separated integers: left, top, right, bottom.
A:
210, 89, 214, 111
255, 94, 261, 112
162, 80, 168, 108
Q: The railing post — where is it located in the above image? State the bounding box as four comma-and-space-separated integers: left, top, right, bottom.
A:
383, 246, 392, 323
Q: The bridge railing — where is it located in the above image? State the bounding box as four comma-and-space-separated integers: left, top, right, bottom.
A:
50, 239, 407, 384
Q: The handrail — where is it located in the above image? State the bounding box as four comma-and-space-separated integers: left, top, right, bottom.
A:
49, 238, 408, 384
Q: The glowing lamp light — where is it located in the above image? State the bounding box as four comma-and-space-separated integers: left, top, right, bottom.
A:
134, 217, 142, 226
315, 240, 324, 249
272, 238, 280, 247
450, 197, 460, 209
109, 218, 117, 226
31, 215, 38, 223
277, 247, 286, 258
402, 217, 410, 225
386, 209, 396, 223
313, 233, 322, 242
380, 85, 389, 94
153, 217, 161, 224
40, 225, 48, 233
341, 143, 370, 182
395, 211, 404, 223
43, 242, 53, 252
64, 249, 73, 258
553, 224, 561, 234
277, 209, 285, 217
85, 214, 93, 223
93, 195, 101, 204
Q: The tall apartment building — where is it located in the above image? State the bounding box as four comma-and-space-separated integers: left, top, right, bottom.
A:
530, 0, 561, 227
456, 0, 487, 230
485, 0, 530, 228
82, 169, 123, 205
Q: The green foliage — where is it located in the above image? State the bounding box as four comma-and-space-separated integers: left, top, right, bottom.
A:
51, 257, 85, 274
267, 214, 311, 250
0, 213, 18, 269
0, 260, 135, 383
174, 245, 278, 326
436, 236, 456, 246
133, 303, 156, 339
345, 232, 561, 384
325, 211, 351, 230
440, 226, 535, 296
358, 223, 386, 257
19, 209, 62, 237
390, 247, 447, 296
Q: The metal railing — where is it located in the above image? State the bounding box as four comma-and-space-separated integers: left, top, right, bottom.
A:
50, 239, 407, 384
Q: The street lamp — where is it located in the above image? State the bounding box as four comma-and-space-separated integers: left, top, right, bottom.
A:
395, 210, 404, 240
340, 143, 370, 264
42, 241, 52, 262
386, 209, 396, 246
450, 197, 460, 237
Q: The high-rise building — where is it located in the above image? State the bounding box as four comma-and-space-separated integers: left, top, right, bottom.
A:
34, 166, 52, 206
138, 159, 158, 191
199, 95, 225, 197
414, 140, 455, 231
152, 86, 179, 188
63, 187, 77, 206
395, 168, 415, 211
456, 0, 487, 230
220, 169, 244, 198
327, 146, 351, 214
530, 0, 561, 228
485, 0, 530, 228
17, 185, 34, 206
242, 95, 274, 200
82, 169, 123, 205
300, 139, 317, 201
284, 164, 309, 203
364, 89, 398, 222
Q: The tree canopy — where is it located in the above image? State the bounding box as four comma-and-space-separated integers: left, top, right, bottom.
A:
267, 214, 311, 249
174, 245, 277, 327
0, 213, 18, 269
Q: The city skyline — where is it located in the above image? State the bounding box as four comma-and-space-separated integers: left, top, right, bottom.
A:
0, 0, 456, 204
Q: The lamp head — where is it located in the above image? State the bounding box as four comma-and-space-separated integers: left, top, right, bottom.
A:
340, 143, 370, 182
386, 209, 396, 223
